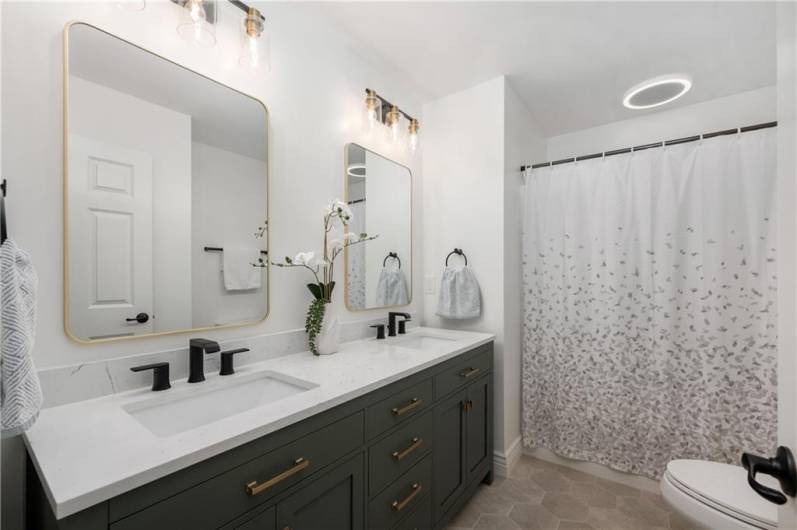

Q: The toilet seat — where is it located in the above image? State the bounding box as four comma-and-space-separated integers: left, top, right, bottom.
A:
661, 460, 778, 530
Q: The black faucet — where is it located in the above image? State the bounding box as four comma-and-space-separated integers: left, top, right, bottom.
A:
188, 338, 220, 383
387, 312, 411, 337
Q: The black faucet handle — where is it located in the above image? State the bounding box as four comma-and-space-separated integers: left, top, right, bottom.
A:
190, 338, 220, 353
220, 348, 249, 376
370, 324, 386, 340
131, 362, 171, 391
398, 319, 411, 334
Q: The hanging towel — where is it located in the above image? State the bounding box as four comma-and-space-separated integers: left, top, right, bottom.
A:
436, 266, 481, 319
376, 268, 409, 307
222, 247, 261, 291
1, 239, 42, 438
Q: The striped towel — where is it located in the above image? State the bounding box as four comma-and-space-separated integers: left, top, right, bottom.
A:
1, 238, 42, 437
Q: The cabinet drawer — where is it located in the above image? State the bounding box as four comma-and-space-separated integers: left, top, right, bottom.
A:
434, 347, 491, 399
393, 494, 431, 530
365, 379, 433, 439
369, 411, 433, 495
234, 506, 275, 530
369, 456, 432, 530
111, 412, 364, 530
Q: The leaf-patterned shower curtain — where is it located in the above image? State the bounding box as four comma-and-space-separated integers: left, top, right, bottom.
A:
521, 128, 777, 479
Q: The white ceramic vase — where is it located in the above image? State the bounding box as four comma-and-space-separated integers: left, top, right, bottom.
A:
315, 303, 341, 355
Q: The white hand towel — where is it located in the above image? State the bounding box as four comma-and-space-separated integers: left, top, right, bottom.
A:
222, 247, 261, 291
376, 269, 409, 307
436, 266, 481, 319
1, 239, 43, 437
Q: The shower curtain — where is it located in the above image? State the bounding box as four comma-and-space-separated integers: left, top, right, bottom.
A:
347, 201, 367, 309
521, 128, 777, 479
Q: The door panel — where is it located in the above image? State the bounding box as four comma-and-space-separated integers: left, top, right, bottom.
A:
466, 376, 491, 481
68, 134, 154, 340
433, 390, 466, 522
276, 455, 364, 530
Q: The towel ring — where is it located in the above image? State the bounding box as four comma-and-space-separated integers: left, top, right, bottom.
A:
445, 248, 468, 266
383, 252, 401, 269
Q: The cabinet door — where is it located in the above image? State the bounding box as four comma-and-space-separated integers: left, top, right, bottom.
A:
465, 375, 492, 482
432, 390, 466, 522
276, 455, 364, 530
235, 506, 276, 530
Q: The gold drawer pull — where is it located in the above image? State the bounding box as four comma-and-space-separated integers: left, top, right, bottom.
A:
392, 437, 423, 461
245, 457, 311, 496
391, 483, 422, 512
459, 367, 480, 379
392, 397, 422, 416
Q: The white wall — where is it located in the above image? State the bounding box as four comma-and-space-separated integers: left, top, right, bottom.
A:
502, 81, 546, 465
546, 86, 777, 161
422, 76, 509, 449
1, 0, 423, 371
69, 75, 193, 334
191, 141, 267, 327
1, 3, 424, 527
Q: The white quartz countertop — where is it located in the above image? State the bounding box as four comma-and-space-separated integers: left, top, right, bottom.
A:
24, 327, 494, 519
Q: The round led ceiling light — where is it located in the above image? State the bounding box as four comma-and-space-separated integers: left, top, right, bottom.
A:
347, 164, 366, 178
623, 74, 692, 110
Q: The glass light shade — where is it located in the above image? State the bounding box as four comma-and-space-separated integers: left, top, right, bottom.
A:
408, 119, 419, 152
386, 106, 402, 143
239, 8, 270, 70
117, 0, 146, 11
177, 0, 216, 48
363, 90, 382, 132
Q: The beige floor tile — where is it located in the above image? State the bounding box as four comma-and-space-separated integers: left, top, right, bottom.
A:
594, 477, 642, 498
497, 477, 546, 504
542, 492, 590, 522
474, 514, 523, 529
509, 503, 560, 530
530, 470, 572, 493
557, 522, 595, 530
569, 482, 618, 509
616, 495, 670, 527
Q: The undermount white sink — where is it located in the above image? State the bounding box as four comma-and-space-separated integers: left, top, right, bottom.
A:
394, 334, 457, 350
123, 371, 317, 437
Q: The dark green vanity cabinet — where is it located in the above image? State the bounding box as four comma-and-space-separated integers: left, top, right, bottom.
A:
28, 342, 493, 530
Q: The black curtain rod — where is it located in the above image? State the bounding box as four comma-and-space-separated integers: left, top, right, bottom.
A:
520, 121, 777, 172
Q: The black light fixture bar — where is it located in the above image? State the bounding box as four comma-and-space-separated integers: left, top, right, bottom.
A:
365, 88, 417, 124
228, 0, 265, 20
170, 0, 264, 23
520, 121, 777, 172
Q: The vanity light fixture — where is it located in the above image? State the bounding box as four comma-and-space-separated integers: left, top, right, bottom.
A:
363, 88, 420, 152
176, 0, 217, 48
623, 74, 692, 110
239, 6, 268, 70
408, 119, 420, 152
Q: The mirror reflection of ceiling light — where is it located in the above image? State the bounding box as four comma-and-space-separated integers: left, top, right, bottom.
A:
623, 74, 692, 110
347, 164, 367, 178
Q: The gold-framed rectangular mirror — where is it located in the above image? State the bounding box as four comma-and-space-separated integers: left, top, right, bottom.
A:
64, 22, 269, 343
344, 143, 412, 311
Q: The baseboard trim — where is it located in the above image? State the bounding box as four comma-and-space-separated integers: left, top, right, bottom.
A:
522, 446, 660, 493
493, 436, 522, 477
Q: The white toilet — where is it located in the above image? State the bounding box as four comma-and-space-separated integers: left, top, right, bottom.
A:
661, 460, 778, 530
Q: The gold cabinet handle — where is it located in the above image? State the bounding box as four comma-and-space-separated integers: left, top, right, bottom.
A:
462, 400, 474, 412
392, 397, 422, 416
391, 483, 422, 512
245, 457, 311, 496
392, 437, 423, 461
459, 367, 480, 379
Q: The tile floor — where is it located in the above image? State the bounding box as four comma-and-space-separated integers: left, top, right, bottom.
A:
446, 456, 696, 530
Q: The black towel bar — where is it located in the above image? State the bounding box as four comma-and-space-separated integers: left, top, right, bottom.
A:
204, 246, 267, 255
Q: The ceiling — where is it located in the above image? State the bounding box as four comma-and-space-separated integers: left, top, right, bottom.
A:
69, 23, 267, 161
319, 2, 777, 137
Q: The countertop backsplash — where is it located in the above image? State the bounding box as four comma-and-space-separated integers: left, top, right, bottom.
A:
38, 317, 405, 408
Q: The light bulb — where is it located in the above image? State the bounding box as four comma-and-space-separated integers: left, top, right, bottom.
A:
386, 106, 401, 143
188, 0, 204, 22
408, 119, 419, 151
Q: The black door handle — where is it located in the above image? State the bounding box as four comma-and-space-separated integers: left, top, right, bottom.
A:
126, 312, 149, 324
741, 446, 797, 505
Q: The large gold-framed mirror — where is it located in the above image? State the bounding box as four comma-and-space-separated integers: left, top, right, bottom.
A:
64, 22, 269, 343
344, 144, 412, 311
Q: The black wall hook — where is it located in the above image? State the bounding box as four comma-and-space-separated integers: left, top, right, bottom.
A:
1, 179, 7, 245
383, 252, 401, 269
445, 248, 468, 267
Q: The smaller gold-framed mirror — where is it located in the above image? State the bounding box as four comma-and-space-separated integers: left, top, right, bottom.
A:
344, 144, 412, 311
64, 22, 269, 343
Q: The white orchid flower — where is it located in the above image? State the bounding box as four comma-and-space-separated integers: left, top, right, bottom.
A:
293, 251, 317, 267
328, 238, 344, 252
